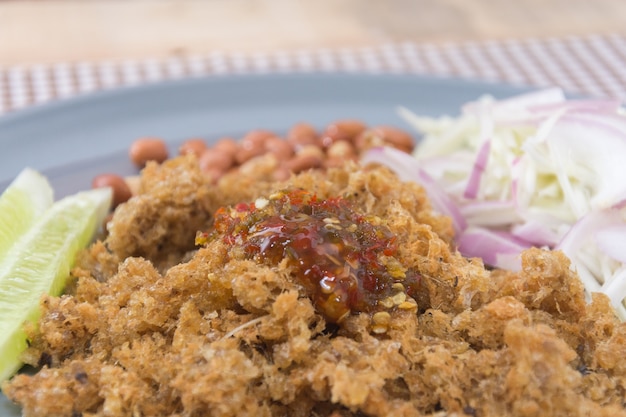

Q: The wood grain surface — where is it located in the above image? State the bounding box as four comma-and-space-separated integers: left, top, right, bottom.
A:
0, 0, 625, 65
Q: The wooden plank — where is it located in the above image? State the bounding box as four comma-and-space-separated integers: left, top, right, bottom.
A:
0, 0, 624, 65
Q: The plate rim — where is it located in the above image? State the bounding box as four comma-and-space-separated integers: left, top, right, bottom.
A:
0, 72, 533, 126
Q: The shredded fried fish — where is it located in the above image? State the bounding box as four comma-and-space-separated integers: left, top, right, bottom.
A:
3, 155, 626, 417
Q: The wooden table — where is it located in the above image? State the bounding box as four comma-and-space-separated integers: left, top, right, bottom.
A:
1, 0, 625, 65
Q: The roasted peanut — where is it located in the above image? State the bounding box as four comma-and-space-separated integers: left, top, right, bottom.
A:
92, 173, 132, 208
236, 135, 270, 164
287, 122, 319, 147
199, 148, 235, 173
321, 120, 367, 147
129, 137, 169, 167
264, 136, 294, 160
354, 130, 382, 152
356, 126, 415, 153
242, 129, 276, 146
371, 126, 415, 152
296, 144, 325, 159
213, 137, 239, 158
326, 140, 356, 159
178, 138, 207, 156
324, 157, 347, 169
238, 153, 280, 177
203, 167, 224, 184
285, 154, 323, 173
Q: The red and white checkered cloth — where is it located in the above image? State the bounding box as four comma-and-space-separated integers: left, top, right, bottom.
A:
1, 34, 625, 115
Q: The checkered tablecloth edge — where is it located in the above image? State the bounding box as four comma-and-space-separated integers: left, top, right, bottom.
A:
1, 34, 625, 115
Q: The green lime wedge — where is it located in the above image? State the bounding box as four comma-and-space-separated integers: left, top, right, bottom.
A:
0, 185, 112, 382
0, 168, 53, 261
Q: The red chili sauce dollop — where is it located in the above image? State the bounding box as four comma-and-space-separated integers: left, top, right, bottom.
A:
197, 189, 422, 323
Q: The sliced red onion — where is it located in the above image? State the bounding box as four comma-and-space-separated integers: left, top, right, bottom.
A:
390, 88, 626, 310
460, 200, 520, 227
528, 99, 623, 115
416, 153, 475, 180
511, 218, 560, 248
360, 146, 416, 183
495, 87, 565, 109
493, 252, 526, 273
416, 169, 467, 234
463, 140, 491, 199
595, 225, 626, 264
556, 208, 623, 256
456, 227, 531, 271
561, 112, 626, 136
614, 198, 626, 210
361, 147, 467, 234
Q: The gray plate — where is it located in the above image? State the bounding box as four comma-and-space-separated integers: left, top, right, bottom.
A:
0, 73, 531, 415
0, 73, 532, 196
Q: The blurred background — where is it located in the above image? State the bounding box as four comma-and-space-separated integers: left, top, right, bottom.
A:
2, 0, 625, 63
0, 0, 625, 113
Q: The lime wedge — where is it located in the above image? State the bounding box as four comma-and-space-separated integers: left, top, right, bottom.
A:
0, 185, 112, 382
0, 168, 53, 261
